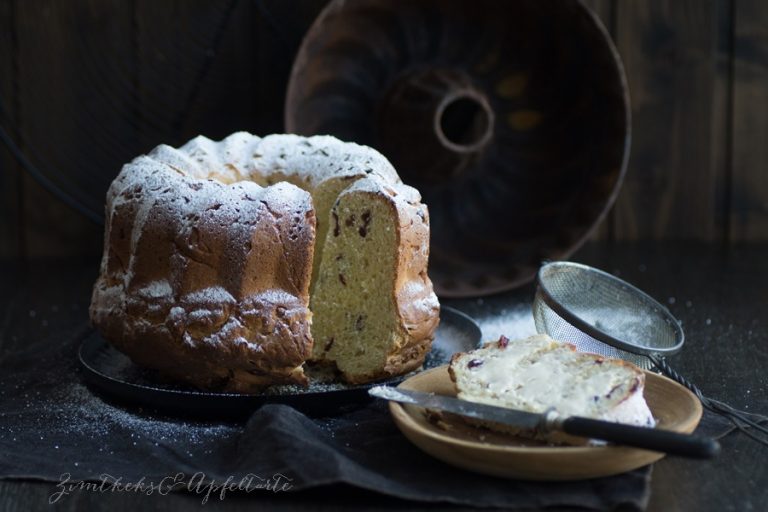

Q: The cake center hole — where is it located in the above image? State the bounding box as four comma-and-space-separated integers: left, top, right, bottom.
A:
437, 95, 493, 151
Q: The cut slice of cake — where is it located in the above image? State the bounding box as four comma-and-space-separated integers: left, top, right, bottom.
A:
310, 177, 440, 383
448, 334, 655, 444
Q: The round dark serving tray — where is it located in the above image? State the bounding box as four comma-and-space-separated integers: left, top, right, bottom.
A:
78, 306, 481, 418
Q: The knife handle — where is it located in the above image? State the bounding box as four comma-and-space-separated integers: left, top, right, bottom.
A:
560, 417, 720, 459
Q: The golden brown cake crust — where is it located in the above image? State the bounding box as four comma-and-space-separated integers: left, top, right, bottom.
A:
90, 147, 317, 392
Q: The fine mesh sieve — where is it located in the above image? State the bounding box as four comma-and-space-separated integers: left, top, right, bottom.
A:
533, 260, 768, 445
533, 261, 683, 370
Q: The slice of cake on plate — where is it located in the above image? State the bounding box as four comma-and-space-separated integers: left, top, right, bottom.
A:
448, 334, 655, 444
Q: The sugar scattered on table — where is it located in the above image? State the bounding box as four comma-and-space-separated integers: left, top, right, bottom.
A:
37, 380, 241, 446
478, 303, 536, 343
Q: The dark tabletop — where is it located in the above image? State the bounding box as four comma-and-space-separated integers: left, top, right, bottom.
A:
1, 241, 766, 511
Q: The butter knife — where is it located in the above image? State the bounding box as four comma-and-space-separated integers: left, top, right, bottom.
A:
369, 386, 719, 459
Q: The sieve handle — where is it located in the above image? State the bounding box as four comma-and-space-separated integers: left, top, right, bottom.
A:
560, 417, 720, 459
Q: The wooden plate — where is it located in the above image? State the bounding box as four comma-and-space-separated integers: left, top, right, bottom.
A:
389, 365, 703, 480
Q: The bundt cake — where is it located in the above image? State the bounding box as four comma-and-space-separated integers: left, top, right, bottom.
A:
90, 133, 440, 392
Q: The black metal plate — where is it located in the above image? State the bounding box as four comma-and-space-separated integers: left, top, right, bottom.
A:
78, 306, 481, 418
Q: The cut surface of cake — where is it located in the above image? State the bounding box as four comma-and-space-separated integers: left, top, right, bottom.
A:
449, 334, 655, 442
90, 133, 440, 392
310, 177, 437, 383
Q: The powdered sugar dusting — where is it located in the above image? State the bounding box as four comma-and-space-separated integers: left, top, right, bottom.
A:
478, 302, 537, 343
570, 306, 658, 348
0, 345, 241, 469
183, 286, 235, 305
136, 280, 173, 299
50, 381, 239, 443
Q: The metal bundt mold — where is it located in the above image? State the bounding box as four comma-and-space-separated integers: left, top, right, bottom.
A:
286, 0, 630, 297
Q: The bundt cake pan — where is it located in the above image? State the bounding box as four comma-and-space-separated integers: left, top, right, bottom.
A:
286, 0, 630, 297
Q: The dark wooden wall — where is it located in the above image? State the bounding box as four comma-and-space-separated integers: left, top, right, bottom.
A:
0, 0, 328, 262
1, 0, 768, 264
586, 0, 768, 243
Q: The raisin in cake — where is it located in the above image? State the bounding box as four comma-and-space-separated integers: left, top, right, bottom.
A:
449, 334, 655, 443
90, 133, 440, 392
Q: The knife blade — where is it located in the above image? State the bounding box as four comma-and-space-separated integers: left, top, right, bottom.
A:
369, 386, 719, 459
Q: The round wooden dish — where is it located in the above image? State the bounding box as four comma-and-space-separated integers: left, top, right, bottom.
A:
389, 366, 703, 481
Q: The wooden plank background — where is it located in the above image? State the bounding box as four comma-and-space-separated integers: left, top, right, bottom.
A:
732, 0, 768, 240
0, 0, 21, 263
1, 0, 767, 264
612, 0, 731, 241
